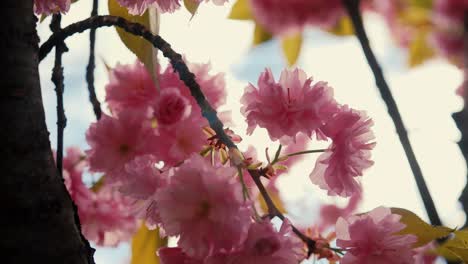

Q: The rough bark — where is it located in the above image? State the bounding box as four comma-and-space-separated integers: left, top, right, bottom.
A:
0, 1, 93, 263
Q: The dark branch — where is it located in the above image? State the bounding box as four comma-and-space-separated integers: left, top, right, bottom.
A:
50, 14, 67, 179
342, 0, 442, 226
454, 12, 468, 228
86, 0, 102, 120
39, 14, 316, 254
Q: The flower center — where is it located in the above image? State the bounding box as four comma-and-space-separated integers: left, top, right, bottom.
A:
253, 237, 280, 256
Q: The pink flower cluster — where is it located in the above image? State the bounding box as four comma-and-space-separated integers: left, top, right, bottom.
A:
34, 0, 70, 15
61, 147, 138, 246
116, 0, 228, 15
336, 207, 418, 264
249, 0, 345, 35
159, 219, 305, 264
241, 68, 375, 197
432, 0, 468, 67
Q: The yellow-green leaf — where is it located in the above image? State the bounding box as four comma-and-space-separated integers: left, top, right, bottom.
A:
228, 0, 253, 20
184, 0, 201, 17
281, 33, 303, 66
131, 224, 168, 264
447, 247, 468, 262
108, 0, 155, 73
327, 17, 354, 36
408, 30, 435, 67
90, 177, 105, 192
391, 208, 453, 248
253, 23, 272, 46
259, 189, 286, 214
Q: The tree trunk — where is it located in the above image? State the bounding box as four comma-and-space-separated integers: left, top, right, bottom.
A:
0, 1, 93, 263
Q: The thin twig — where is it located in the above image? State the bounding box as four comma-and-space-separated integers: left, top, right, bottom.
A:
38, 15, 317, 254
454, 12, 468, 228
86, 0, 102, 120
50, 14, 67, 178
342, 0, 442, 226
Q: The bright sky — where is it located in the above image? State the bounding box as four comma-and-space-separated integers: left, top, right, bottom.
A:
37, 1, 465, 263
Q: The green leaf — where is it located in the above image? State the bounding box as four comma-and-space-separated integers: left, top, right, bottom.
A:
327, 17, 354, 36
131, 224, 168, 264
183, 0, 201, 18
281, 33, 302, 66
253, 23, 272, 46
228, 0, 253, 20
108, 0, 159, 78
391, 208, 453, 248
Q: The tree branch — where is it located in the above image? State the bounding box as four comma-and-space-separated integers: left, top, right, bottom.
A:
50, 14, 67, 178
342, 0, 442, 226
39, 14, 316, 255
453, 12, 468, 228
86, 0, 102, 120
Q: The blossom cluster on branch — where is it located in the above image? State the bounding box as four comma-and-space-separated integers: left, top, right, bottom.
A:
37, 0, 463, 262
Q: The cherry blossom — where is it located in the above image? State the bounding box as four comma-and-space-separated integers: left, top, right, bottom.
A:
310, 106, 375, 197
336, 207, 417, 264
152, 87, 191, 127
249, 0, 344, 35
105, 61, 157, 115
241, 68, 339, 143
116, 0, 181, 15
207, 219, 305, 264
155, 154, 252, 258
158, 247, 202, 264
34, 0, 70, 15
85, 112, 156, 181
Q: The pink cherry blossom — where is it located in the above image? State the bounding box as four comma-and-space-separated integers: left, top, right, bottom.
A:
155, 154, 252, 258
105, 61, 157, 115
159, 61, 227, 111
241, 68, 339, 143
310, 106, 375, 197
336, 207, 417, 264
431, 0, 468, 67
85, 112, 156, 181
318, 191, 362, 231
158, 247, 202, 264
155, 114, 208, 166
207, 219, 305, 264
61, 148, 138, 246
80, 185, 139, 247
116, 0, 181, 15
413, 243, 438, 264
249, 0, 344, 35
117, 155, 167, 228
34, 0, 70, 15
153, 87, 191, 127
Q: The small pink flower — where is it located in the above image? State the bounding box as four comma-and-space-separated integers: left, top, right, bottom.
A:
318, 191, 362, 231
336, 207, 417, 264
431, 0, 468, 67
310, 106, 375, 197
249, 0, 344, 35
159, 61, 227, 111
80, 185, 139, 247
155, 115, 208, 166
117, 155, 167, 227
241, 68, 339, 143
153, 87, 191, 127
105, 61, 157, 115
207, 219, 305, 264
158, 247, 202, 264
34, 0, 70, 15
116, 0, 181, 15
85, 112, 156, 181
413, 243, 437, 264
155, 154, 252, 258
61, 148, 138, 246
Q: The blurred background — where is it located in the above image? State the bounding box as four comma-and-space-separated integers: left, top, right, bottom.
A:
37, 1, 464, 262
